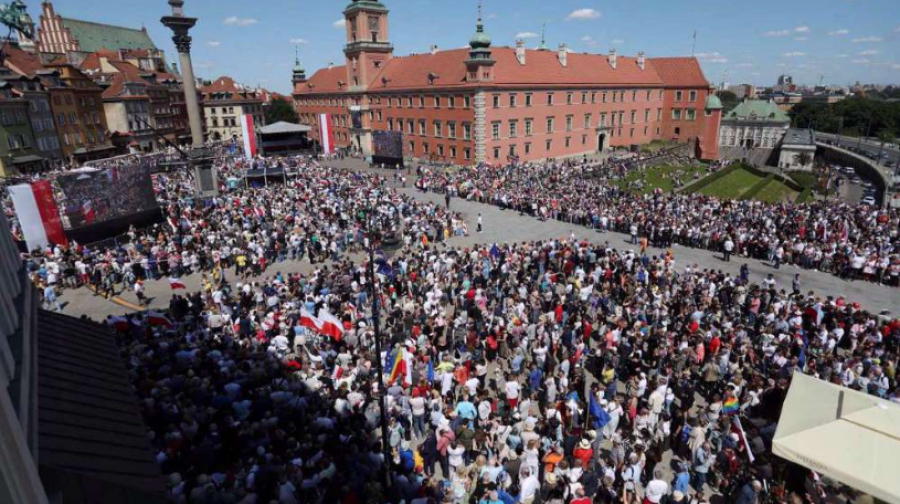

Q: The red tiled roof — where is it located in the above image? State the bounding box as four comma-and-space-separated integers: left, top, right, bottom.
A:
647, 57, 709, 88
298, 48, 707, 94
201, 76, 243, 94
294, 65, 347, 95
1, 43, 46, 77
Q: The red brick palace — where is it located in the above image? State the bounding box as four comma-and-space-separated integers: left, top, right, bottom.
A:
293, 0, 722, 165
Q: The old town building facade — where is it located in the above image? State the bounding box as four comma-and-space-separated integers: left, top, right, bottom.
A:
294, 0, 721, 165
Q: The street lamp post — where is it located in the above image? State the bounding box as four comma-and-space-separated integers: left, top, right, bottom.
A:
364, 206, 392, 492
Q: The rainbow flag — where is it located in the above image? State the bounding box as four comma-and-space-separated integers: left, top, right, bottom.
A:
722, 397, 740, 414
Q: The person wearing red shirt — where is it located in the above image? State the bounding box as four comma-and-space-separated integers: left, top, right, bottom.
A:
573, 439, 593, 468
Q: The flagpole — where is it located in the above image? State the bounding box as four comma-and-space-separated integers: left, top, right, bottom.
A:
366, 204, 392, 491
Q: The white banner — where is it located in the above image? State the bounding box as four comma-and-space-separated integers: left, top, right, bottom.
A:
9, 184, 48, 251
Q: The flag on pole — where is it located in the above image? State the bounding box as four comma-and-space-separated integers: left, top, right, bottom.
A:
316, 309, 345, 342
427, 360, 435, 385
107, 315, 131, 332
388, 348, 405, 385
589, 393, 611, 429
168, 277, 187, 290
299, 308, 322, 331
722, 396, 740, 414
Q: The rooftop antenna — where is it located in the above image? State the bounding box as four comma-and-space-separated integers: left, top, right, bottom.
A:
691, 30, 697, 57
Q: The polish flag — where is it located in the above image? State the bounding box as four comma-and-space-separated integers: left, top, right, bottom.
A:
147, 311, 173, 328
82, 200, 96, 224
317, 309, 345, 342
168, 278, 187, 290
299, 308, 322, 331
346, 301, 358, 321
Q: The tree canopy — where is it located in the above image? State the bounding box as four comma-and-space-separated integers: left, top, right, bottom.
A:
788, 96, 900, 138
264, 97, 299, 125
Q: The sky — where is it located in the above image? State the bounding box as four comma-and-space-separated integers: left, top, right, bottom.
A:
38, 0, 900, 94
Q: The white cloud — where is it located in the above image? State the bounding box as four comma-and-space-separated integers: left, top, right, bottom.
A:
782, 51, 806, 57
566, 8, 601, 21
610, 39, 625, 45
765, 29, 790, 37
695, 52, 728, 64
207, 41, 221, 48
516, 32, 539, 39
828, 29, 849, 36
486, 13, 498, 20
223, 16, 257, 27
858, 50, 879, 56
886, 63, 900, 70
333, 19, 346, 29
851, 36, 883, 42
289, 38, 309, 45
835, 54, 849, 58
852, 58, 870, 64
794, 36, 808, 41
735, 62, 754, 68
580, 35, 593, 42
776, 63, 787, 68
794, 26, 810, 33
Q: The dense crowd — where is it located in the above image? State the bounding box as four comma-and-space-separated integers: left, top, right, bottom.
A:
107, 223, 900, 504
416, 161, 900, 287
5, 151, 899, 504
6, 156, 462, 304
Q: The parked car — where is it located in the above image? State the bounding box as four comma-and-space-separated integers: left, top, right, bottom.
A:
861, 196, 877, 206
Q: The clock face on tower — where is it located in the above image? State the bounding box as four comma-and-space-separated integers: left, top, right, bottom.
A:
368, 15, 379, 32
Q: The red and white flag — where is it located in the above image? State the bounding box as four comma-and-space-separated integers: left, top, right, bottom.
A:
317, 309, 345, 342
318, 113, 334, 154
299, 308, 322, 331
8, 181, 68, 250
168, 277, 187, 290
241, 114, 258, 158
82, 200, 96, 224
346, 301, 358, 321
147, 311, 173, 328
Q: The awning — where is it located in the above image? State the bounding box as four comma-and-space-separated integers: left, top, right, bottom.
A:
12, 154, 44, 164
257, 121, 311, 135
773, 372, 900, 504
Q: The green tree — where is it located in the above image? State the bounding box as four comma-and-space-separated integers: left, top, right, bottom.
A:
793, 152, 812, 168
718, 90, 739, 113
264, 97, 299, 124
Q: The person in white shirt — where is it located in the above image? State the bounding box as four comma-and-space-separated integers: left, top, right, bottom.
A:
645, 469, 670, 504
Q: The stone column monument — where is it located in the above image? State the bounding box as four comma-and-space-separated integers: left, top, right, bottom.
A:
161, 0, 217, 196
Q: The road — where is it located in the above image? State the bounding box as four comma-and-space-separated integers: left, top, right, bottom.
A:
816, 132, 900, 171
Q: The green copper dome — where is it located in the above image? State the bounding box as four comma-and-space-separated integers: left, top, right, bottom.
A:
706, 94, 723, 110
469, 6, 491, 49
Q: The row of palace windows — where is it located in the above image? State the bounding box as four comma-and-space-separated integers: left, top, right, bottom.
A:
297, 89, 699, 111
384, 118, 473, 140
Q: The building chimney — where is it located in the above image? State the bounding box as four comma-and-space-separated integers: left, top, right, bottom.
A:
328, 62, 334, 70
558, 43, 568, 67
515, 39, 526, 65
608, 49, 617, 69
431, 44, 438, 55
637, 51, 645, 71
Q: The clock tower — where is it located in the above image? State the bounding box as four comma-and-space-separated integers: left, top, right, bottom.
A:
343, 0, 393, 92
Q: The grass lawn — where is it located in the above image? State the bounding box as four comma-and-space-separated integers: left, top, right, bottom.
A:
696, 166, 799, 202
697, 168, 765, 199
613, 164, 711, 194
754, 179, 799, 203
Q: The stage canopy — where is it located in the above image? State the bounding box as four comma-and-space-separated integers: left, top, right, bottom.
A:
773, 372, 900, 504
257, 121, 311, 135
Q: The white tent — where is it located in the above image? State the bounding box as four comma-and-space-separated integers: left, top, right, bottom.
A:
773, 372, 900, 504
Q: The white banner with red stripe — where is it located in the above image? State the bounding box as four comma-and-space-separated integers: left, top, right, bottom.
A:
319, 113, 334, 154
240, 114, 258, 158
9, 182, 68, 251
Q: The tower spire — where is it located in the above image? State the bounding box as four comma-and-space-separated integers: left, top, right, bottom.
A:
538, 23, 548, 51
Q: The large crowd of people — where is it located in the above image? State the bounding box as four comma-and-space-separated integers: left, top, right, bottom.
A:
416, 160, 900, 287
4, 151, 899, 504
